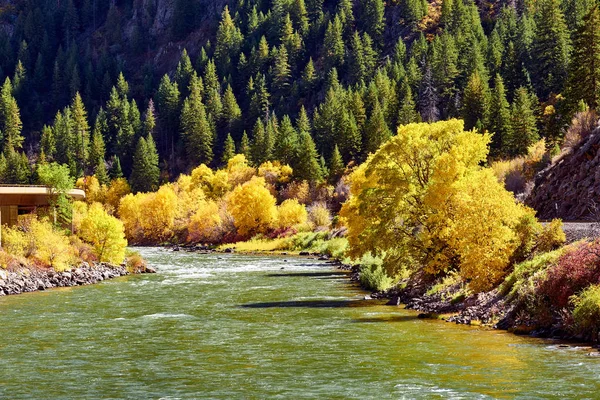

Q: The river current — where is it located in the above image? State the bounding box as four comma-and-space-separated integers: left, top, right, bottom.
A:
0, 247, 598, 399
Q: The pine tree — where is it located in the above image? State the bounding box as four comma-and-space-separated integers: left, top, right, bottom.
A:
221, 133, 236, 165
294, 131, 322, 182
90, 121, 108, 184
181, 76, 213, 167
70, 92, 90, 175
323, 16, 345, 71
397, 78, 419, 125
273, 46, 292, 94
215, 6, 244, 75
175, 49, 195, 97
130, 135, 160, 193
251, 118, 266, 165
360, 0, 385, 42
302, 58, 317, 93
239, 131, 251, 159
41, 125, 56, 160
328, 144, 344, 184
510, 87, 539, 156
156, 74, 181, 158
109, 155, 123, 180
144, 100, 157, 138
364, 101, 391, 154
296, 106, 311, 134
0, 77, 24, 151
531, 0, 571, 98
462, 71, 490, 131
489, 74, 513, 156
273, 115, 298, 165
221, 85, 242, 137
566, 5, 600, 110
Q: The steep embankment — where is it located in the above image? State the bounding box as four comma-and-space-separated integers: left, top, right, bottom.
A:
527, 127, 600, 221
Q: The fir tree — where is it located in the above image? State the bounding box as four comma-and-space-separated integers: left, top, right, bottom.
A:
0, 77, 24, 151
328, 144, 344, 184
181, 76, 213, 167
109, 155, 123, 180
510, 87, 539, 156
419, 67, 440, 123
323, 16, 345, 71
489, 74, 513, 156
360, 0, 385, 42
566, 5, 600, 110
462, 71, 490, 131
214, 6, 244, 75
531, 0, 571, 98
294, 131, 322, 182
239, 131, 251, 159
222, 133, 236, 165
130, 135, 160, 193
274, 115, 298, 165
364, 101, 391, 154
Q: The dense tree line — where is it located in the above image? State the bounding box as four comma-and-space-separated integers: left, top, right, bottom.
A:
0, 0, 598, 187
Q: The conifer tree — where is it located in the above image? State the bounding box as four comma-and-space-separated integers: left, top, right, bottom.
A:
419, 67, 440, 122
397, 79, 419, 126
323, 16, 345, 71
144, 100, 157, 138
510, 87, 539, 156
462, 71, 490, 131
360, 0, 385, 42
364, 101, 391, 154
215, 6, 244, 75
273, 46, 292, 94
222, 85, 242, 137
489, 74, 513, 156
70, 93, 90, 175
566, 5, 600, 110
274, 115, 298, 165
222, 133, 236, 165
181, 76, 213, 167
130, 135, 160, 193
156, 74, 181, 158
531, 0, 571, 98
294, 131, 322, 182
0, 77, 23, 151
251, 119, 267, 165
41, 125, 56, 160
175, 49, 195, 97
89, 124, 108, 184
328, 144, 344, 184
109, 155, 123, 180
239, 131, 251, 159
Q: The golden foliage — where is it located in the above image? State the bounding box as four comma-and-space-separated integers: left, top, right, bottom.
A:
106, 178, 131, 214
281, 180, 311, 204
78, 203, 128, 264
341, 120, 535, 291
118, 185, 178, 243
308, 202, 331, 229
276, 199, 308, 229
187, 200, 223, 243
226, 177, 278, 237
258, 161, 293, 186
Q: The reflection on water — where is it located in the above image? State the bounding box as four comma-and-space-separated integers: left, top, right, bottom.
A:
0, 247, 598, 399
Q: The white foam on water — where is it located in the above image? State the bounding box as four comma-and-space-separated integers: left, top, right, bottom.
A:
141, 313, 194, 319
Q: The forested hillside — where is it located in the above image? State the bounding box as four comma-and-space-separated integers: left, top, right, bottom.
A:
0, 0, 597, 188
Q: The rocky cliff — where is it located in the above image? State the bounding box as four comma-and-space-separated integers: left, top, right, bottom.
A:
527, 127, 600, 220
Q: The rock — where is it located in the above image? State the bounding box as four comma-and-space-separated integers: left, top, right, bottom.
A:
224, 248, 234, 253
364, 295, 372, 300
318, 256, 329, 260
299, 251, 310, 256
386, 296, 401, 306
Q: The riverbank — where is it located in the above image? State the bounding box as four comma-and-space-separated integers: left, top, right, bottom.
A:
0, 261, 156, 296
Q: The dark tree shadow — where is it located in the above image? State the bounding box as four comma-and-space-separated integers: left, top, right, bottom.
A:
351, 315, 420, 323
239, 299, 383, 308
265, 272, 349, 278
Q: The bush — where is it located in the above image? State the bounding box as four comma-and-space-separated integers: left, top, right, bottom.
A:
538, 240, 600, 308
535, 219, 566, 253
571, 284, 600, 339
308, 202, 331, 229
78, 203, 128, 264
125, 250, 147, 273
276, 199, 308, 229
500, 248, 565, 297
2, 226, 27, 258
28, 218, 74, 271
187, 200, 223, 243
226, 176, 278, 237
359, 254, 394, 292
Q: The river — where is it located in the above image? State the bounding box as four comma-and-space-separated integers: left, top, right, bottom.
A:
0, 247, 599, 399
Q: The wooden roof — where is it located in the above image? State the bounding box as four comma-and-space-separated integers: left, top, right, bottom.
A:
0, 186, 85, 206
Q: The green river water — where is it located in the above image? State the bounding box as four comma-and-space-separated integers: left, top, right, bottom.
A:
0, 247, 599, 399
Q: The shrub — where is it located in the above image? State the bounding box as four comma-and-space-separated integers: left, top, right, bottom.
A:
226, 176, 278, 237
571, 284, 600, 339
280, 180, 311, 204
359, 254, 394, 292
562, 109, 598, 153
535, 219, 566, 253
28, 218, 74, 271
276, 199, 308, 229
500, 247, 565, 297
125, 250, 147, 273
538, 240, 600, 308
2, 226, 27, 258
308, 202, 331, 229
78, 203, 128, 264
187, 200, 223, 243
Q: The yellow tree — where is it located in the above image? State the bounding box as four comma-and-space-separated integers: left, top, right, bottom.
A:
79, 203, 128, 264
227, 177, 277, 237
340, 119, 535, 291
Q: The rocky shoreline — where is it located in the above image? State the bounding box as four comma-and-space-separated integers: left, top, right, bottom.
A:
0, 262, 156, 296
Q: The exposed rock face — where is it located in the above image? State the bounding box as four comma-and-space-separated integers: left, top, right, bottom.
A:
527, 128, 600, 220
0, 262, 155, 296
